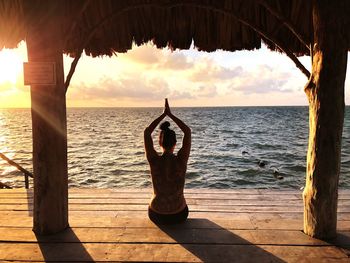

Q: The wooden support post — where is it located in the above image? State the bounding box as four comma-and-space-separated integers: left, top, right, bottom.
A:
303, 0, 348, 239
26, 4, 68, 235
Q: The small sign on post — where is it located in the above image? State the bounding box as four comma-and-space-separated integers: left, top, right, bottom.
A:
23, 62, 56, 85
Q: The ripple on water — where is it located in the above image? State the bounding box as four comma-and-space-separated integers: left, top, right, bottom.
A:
1, 107, 350, 189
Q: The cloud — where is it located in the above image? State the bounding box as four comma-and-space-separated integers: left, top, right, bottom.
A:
228, 65, 293, 95
68, 75, 192, 102
234, 78, 292, 94
190, 57, 243, 82
161, 52, 194, 70
196, 85, 218, 97
67, 60, 295, 105
69, 77, 168, 100
188, 61, 293, 95
123, 44, 161, 64
170, 90, 194, 100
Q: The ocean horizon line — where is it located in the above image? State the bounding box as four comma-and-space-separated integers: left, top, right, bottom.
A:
1, 105, 316, 110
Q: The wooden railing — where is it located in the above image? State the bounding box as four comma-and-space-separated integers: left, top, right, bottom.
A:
0, 152, 33, 189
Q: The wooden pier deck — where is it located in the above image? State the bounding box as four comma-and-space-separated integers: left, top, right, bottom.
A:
0, 188, 349, 262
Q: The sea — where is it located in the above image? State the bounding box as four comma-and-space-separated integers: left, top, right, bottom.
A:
1, 107, 349, 189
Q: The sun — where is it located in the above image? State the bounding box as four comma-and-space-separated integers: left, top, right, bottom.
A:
0, 49, 23, 84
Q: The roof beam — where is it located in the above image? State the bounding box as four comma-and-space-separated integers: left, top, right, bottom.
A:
63, 0, 91, 92
64, 50, 82, 93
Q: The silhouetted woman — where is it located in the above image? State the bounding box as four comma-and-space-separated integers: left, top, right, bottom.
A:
144, 99, 191, 224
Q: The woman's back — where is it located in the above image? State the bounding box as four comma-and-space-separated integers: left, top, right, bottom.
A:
149, 153, 187, 213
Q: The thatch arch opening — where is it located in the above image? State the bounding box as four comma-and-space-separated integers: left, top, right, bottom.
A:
58, 41, 310, 190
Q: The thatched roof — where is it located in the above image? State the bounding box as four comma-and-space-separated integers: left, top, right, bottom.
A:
0, 0, 349, 58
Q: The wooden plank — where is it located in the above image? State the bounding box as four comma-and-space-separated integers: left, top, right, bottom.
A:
0, 260, 345, 263
7, 196, 349, 204
1, 198, 350, 211
1, 217, 339, 231
0, 192, 303, 200
64, 188, 265, 194
0, 216, 339, 232
0, 210, 294, 220
252, 219, 350, 231
2, 204, 350, 214
2, 199, 350, 212
0, 189, 302, 195
0, 188, 350, 195
0, 217, 256, 230
4, 216, 344, 231
1, 227, 347, 247
4, 217, 340, 232
0, 198, 305, 205
0, 216, 300, 230
1, 188, 349, 196
0, 243, 347, 262
4, 210, 349, 220
1, 193, 349, 202
0, 203, 306, 211
0, 198, 308, 205
66, 188, 300, 195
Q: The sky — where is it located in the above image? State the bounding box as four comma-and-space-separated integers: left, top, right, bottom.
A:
0, 41, 350, 108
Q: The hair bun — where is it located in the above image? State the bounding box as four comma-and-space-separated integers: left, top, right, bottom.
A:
160, 121, 170, 131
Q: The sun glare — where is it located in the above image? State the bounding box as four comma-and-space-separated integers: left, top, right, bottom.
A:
0, 45, 29, 108
0, 49, 23, 84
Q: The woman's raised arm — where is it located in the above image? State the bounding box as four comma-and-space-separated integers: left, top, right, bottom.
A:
144, 112, 166, 162
165, 99, 191, 161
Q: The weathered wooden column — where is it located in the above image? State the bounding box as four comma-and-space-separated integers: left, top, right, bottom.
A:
303, 0, 348, 239
25, 3, 68, 234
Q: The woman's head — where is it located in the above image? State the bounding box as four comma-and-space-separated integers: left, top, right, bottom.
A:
159, 121, 176, 151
